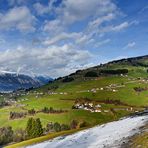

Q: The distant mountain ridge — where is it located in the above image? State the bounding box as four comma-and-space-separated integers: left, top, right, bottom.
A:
34, 75, 53, 85
54, 54, 148, 82
106, 55, 148, 66
0, 71, 53, 92
0, 55, 147, 92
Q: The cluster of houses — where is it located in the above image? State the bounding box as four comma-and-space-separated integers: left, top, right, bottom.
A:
2, 90, 70, 105
73, 101, 136, 113
76, 84, 125, 94
139, 78, 148, 84
9, 91, 29, 97
73, 102, 102, 113
127, 77, 148, 84
4, 99, 17, 104
76, 78, 148, 95
17, 98, 28, 102
31, 90, 68, 97
48, 92, 68, 95
3, 98, 29, 107
105, 84, 126, 92
120, 74, 128, 77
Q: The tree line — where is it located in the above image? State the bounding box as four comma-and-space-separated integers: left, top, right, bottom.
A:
41, 107, 67, 114
9, 111, 26, 120
84, 69, 128, 78
99, 69, 128, 75
0, 118, 87, 146
9, 107, 68, 120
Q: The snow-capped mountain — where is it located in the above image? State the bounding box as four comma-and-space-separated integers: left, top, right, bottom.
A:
0, 71, 53, 92
34, 75, 53, 85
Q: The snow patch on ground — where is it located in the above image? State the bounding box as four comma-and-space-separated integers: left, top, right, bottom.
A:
26, 115, 148, 148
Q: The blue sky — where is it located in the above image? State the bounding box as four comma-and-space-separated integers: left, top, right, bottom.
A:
0, 0, 147, 77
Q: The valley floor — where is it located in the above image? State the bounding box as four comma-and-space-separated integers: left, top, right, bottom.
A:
26, 115, 148, 148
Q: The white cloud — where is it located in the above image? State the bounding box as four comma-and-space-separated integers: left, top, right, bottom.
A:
85, 13, 116, 41
95, 39, 111, 47
0, 6, 36, 32
34, 3, 49, 15
33, 0, 56, 16
74, 21, 130, 47
59, 0, 117, 23
139, 5, 148, 13
123, 42, 136, 49
33, 2, 50, 16
42, 0, 127, 49
41, 0, 131, 50
7, 0, 28, 6
43, 32, 81, 45
0, 0, 135, 77
42, 9, 119, 47
88, 13, 116, 30
43, 0, 119, 33
111, 22, 129, 31
75, 34, 91, 45
43, 19, 63, 34
0, 38, 5, 44
97, 21, 130, 34
0, 44, 92, 77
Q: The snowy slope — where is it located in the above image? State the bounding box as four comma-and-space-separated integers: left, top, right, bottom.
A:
26, 115, 148, 148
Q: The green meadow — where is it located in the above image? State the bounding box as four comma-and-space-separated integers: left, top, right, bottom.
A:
0, 76, 147, 130
1, 56, 148, 147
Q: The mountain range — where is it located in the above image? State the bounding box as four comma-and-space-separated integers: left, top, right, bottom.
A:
0, 71, 53, 92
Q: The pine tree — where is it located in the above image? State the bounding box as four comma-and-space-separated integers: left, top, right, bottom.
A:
31, 118, 36, 138
26, 118, 43, 138
26, 118, 34, 138
70, 120, 78, 129
53, 122, 61, 132
61, 124, 70, 131
32, 118, 43, 138
35, 118, 43, 137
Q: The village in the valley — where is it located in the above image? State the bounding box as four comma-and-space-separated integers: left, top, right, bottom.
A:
1, 76, 147, 115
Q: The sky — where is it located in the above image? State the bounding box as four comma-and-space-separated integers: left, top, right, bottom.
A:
0, 0, 148, 78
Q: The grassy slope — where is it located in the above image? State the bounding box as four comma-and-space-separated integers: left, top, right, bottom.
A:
1, 76, 147, 130
1, 55, 148, 147
131, 133, 148, 148
130, 124, 148, 148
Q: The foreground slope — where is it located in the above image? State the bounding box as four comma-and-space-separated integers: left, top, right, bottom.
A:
25, 115, 148, 148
